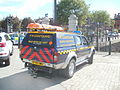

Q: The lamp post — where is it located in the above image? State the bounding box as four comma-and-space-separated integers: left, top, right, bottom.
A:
104, 22, 107, 51
18, 21, 21, 49
96, 22, 99, 51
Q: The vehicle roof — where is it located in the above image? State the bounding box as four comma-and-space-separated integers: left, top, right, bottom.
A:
28, 31, 83, 36
0, 32, 7, 36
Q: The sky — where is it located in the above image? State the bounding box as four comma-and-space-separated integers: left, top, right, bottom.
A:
0, 0, 55, 19
85, 0, 120, 18
0, 0, 119, 20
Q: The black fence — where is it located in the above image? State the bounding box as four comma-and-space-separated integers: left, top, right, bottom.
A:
81, 25, 119, 52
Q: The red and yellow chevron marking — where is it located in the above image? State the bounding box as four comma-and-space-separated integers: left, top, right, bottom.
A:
20, 46, 55, 63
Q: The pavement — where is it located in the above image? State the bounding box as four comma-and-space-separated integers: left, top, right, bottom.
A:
0, 46, 120, 90
59, 52, 120, 90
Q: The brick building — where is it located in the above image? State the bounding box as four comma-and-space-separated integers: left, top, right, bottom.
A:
114, 13, 120, 30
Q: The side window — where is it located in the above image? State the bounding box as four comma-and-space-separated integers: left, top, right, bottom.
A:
4, 35, 10, 41
57, 34, 75, 47
74, 36, 82, 46
82, 36, 89, 45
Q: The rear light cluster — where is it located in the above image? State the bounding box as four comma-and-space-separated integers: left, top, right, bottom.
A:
0, 53, 7, 55
54, 52, 59, 63
20, 45, 23, 50
0, 43, 6, 47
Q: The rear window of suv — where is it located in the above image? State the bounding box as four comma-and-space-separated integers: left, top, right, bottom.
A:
22, 33, 55, 47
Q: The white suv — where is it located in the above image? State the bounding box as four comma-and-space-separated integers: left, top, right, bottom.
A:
0, 32, 13, 66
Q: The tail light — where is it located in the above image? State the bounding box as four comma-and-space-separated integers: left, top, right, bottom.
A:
54, 52, 59, 63
0, 53, 7, 55
20, 45, 23, 50
0, 43, 6, 47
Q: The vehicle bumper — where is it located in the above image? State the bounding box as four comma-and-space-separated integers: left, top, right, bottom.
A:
22, 58, 65, 69
0, 56, 9, 62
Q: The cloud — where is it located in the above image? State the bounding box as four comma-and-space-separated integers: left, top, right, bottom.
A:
17, 0, 53, 18
0, 0, 53, 19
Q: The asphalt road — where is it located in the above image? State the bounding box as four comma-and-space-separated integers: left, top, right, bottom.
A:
0, 46, 120, 90
0, 46, 67, 90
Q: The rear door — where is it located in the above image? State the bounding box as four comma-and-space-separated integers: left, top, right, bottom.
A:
74, 35, 84, 62
20, 33, 55, 64
4, 34, 13, 53
81, 36, 91, 57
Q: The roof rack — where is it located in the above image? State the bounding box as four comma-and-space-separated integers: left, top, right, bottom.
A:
27, 23, 64, 32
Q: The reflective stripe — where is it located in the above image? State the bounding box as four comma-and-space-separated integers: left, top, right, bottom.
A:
39, 49, 50, 63
21, 46, 29, 54
58, 49, 77, 55
28, 52, 43, 62
21, 47, 54, 63
44, 48, 53, 60
22, 48, 32, 58
15, 37, 18, 40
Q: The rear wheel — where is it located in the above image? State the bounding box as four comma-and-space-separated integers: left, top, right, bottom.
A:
88, 53, 94, 64
60, 59, 76, 78
10, 47, 13, 56
5, 57, 10, 66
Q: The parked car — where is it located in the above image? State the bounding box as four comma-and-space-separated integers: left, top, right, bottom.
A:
9, 33, 25, 45
0, 32, 13, 66
108, 32, 119, 37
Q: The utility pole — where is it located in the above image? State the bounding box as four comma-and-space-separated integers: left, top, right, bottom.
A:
104, 23, 107, 51
54, 0, 57, 24
96, 23, 99, 51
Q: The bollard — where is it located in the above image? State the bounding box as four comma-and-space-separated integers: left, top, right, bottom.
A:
108, 37, 111, 55
18, 30, 21, 49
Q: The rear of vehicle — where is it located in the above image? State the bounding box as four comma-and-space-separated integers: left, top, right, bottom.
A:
10, 33, 25, 44
20, 32, 59, 72
0, 33, 13, 65
10, 33, 19, 44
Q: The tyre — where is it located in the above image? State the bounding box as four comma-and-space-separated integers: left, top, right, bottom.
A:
5, 57, 10, 66
88, 53, 94, 64
10, 47, 13, 56
60, 59, 76, 78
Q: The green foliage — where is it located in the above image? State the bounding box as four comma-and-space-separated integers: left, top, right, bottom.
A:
12, 17, 20, 32
0, 16, 34, 32
21, 17, 34, 31
90, 10, 111, 25
0, 19, 6, 31
56, 0, 89, 25
0, 16, 20, 32
110, 19, 115, 27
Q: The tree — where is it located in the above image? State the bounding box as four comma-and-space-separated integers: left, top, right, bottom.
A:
110, 19, 115, 28
56, 0, 89, 25
0, 19, 6, 32
21, 17, 34, 31
12, 16, 20, 32
0, 16, 20, 32
90, 10, 111, 26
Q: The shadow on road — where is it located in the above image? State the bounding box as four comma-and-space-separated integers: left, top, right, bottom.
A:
0, 63, 10, 68
0, 62, 89, 90
0, 70, 67, 90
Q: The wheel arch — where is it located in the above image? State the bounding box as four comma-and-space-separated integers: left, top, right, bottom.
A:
62, 51, 77, 69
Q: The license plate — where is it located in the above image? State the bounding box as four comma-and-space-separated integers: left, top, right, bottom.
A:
32, 61, 45, 66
